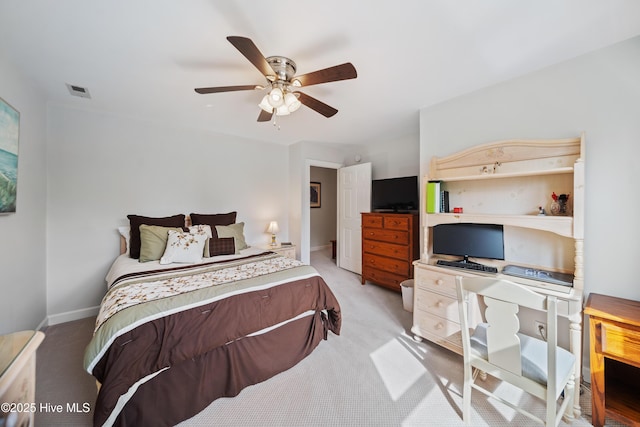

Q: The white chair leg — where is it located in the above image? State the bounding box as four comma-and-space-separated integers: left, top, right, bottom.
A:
462, 362, 473, 424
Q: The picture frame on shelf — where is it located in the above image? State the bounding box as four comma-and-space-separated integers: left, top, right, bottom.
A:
310, 182, 321, 208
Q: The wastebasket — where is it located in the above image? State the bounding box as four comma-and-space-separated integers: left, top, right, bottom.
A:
400, 279, 414, 312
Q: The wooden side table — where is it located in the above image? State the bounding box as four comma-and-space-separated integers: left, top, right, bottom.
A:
261, 244, 296, 260
584, 293, 640, 427
0, 330, 45, 427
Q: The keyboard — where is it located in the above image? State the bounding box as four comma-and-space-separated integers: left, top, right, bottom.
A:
436, 259, 498, 273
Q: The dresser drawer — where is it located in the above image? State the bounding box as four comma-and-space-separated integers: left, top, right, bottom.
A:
599, 321, 640, 362
414, 310, 461, 342
362, 215, 383, 228
362, 239, 409, 260
363, 253, 409, 276
362, 266, 405, 290
414, 266, 458, 298
415, 288, 459, 320
383, 216, 410, 230
362, 228, 409, 245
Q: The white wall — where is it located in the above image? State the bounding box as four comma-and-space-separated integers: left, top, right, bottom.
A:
420, 35, 640, 302
45, 106, 290, 319
420, 35, 640, 377
0, 52, 48, 334
360, 132, 420, 180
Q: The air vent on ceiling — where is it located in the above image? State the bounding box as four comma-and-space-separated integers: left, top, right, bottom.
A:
66, 83, 91, 99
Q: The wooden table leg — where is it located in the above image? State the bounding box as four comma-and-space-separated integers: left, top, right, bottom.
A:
589, 318, 606, 427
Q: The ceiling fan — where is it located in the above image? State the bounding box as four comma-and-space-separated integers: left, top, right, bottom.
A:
194, 36, 357, 122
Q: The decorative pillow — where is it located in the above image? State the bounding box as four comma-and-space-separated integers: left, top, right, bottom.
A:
118, 226, 130, 255
139, 225, 183, 263
209, 237, 236, 256
160, 230, 208, 265
188, 224, 213, 257
127, 214, 186, 259
215, 222, 248, 253
189, 212, 237, 237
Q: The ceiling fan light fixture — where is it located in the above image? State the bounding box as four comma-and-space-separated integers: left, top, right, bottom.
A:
259, 95, 274, 113
268, 88, 284, 107
284, 92, 301, 112
275, 104, 290, 116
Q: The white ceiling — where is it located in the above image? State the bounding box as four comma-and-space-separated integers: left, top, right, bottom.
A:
2, 1, 640, 145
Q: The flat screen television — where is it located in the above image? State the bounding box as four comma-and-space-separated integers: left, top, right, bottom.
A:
371, 176, 418, 212
432, 223, 504, 261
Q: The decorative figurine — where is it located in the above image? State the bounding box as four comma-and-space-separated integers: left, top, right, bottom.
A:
550, 192, 570, 216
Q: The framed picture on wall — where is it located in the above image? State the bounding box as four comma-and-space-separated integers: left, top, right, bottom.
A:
310, 182, 321, 208
0, 96, 20, 214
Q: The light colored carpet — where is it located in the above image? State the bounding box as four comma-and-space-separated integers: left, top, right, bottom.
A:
36, 248, 616, 426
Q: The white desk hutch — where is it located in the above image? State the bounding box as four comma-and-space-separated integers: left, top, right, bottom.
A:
412, 135, 584, 417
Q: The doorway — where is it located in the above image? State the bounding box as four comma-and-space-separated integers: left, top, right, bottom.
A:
310, 166, 338, 258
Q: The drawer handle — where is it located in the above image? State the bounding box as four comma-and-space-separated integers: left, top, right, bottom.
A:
435, 322, 444, 330
435, 301, 443, 308
435, 279, 444, 286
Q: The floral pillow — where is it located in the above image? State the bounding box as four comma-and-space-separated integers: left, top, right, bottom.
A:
188, 224, 213, 257
160, 230, 208, 265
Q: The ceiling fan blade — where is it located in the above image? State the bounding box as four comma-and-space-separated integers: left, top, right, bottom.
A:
227, 36, 276, 79
257, 110, 273, 122
295, 92, 338, 117
294, 63, 357, 87
195, 85, 260, 94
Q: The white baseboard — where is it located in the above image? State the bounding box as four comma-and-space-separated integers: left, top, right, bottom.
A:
47, 306, 100, 326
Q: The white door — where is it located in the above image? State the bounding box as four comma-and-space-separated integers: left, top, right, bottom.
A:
337, 162, 371, 274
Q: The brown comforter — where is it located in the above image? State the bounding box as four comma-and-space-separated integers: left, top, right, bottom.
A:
84, 252, 341, 427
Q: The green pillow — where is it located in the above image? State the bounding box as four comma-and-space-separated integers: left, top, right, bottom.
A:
215, 222, 248, 253
139, 224, 183, 262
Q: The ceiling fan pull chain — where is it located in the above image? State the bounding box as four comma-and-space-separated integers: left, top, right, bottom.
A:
272, 113, 280, 130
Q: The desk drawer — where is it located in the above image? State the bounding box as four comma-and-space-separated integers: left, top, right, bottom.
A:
414, 267, 458, 298
415, 310, 461, 342
415, 288, 459, 320
600, 321, 640, 362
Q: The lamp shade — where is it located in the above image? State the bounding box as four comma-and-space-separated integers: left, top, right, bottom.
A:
267, 88, 284, 108
267, 221, 279, 234
259, 95, 274, 113
284, 92, 301, 112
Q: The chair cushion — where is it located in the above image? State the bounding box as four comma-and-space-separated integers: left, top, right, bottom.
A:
470, 323, 575, 394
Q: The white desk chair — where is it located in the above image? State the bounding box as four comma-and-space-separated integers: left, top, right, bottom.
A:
455, 276, 575, 426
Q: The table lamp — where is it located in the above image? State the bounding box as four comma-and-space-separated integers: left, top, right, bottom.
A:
267, 221, 279, 246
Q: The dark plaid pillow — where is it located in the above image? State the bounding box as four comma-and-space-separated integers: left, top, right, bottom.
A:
209, 237, 236, 256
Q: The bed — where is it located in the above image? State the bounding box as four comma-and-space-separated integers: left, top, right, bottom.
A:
83, 213, 342, 427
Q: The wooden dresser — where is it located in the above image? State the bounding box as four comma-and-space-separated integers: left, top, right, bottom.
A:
584, 293, 640, 427
361, 212, 419, 292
